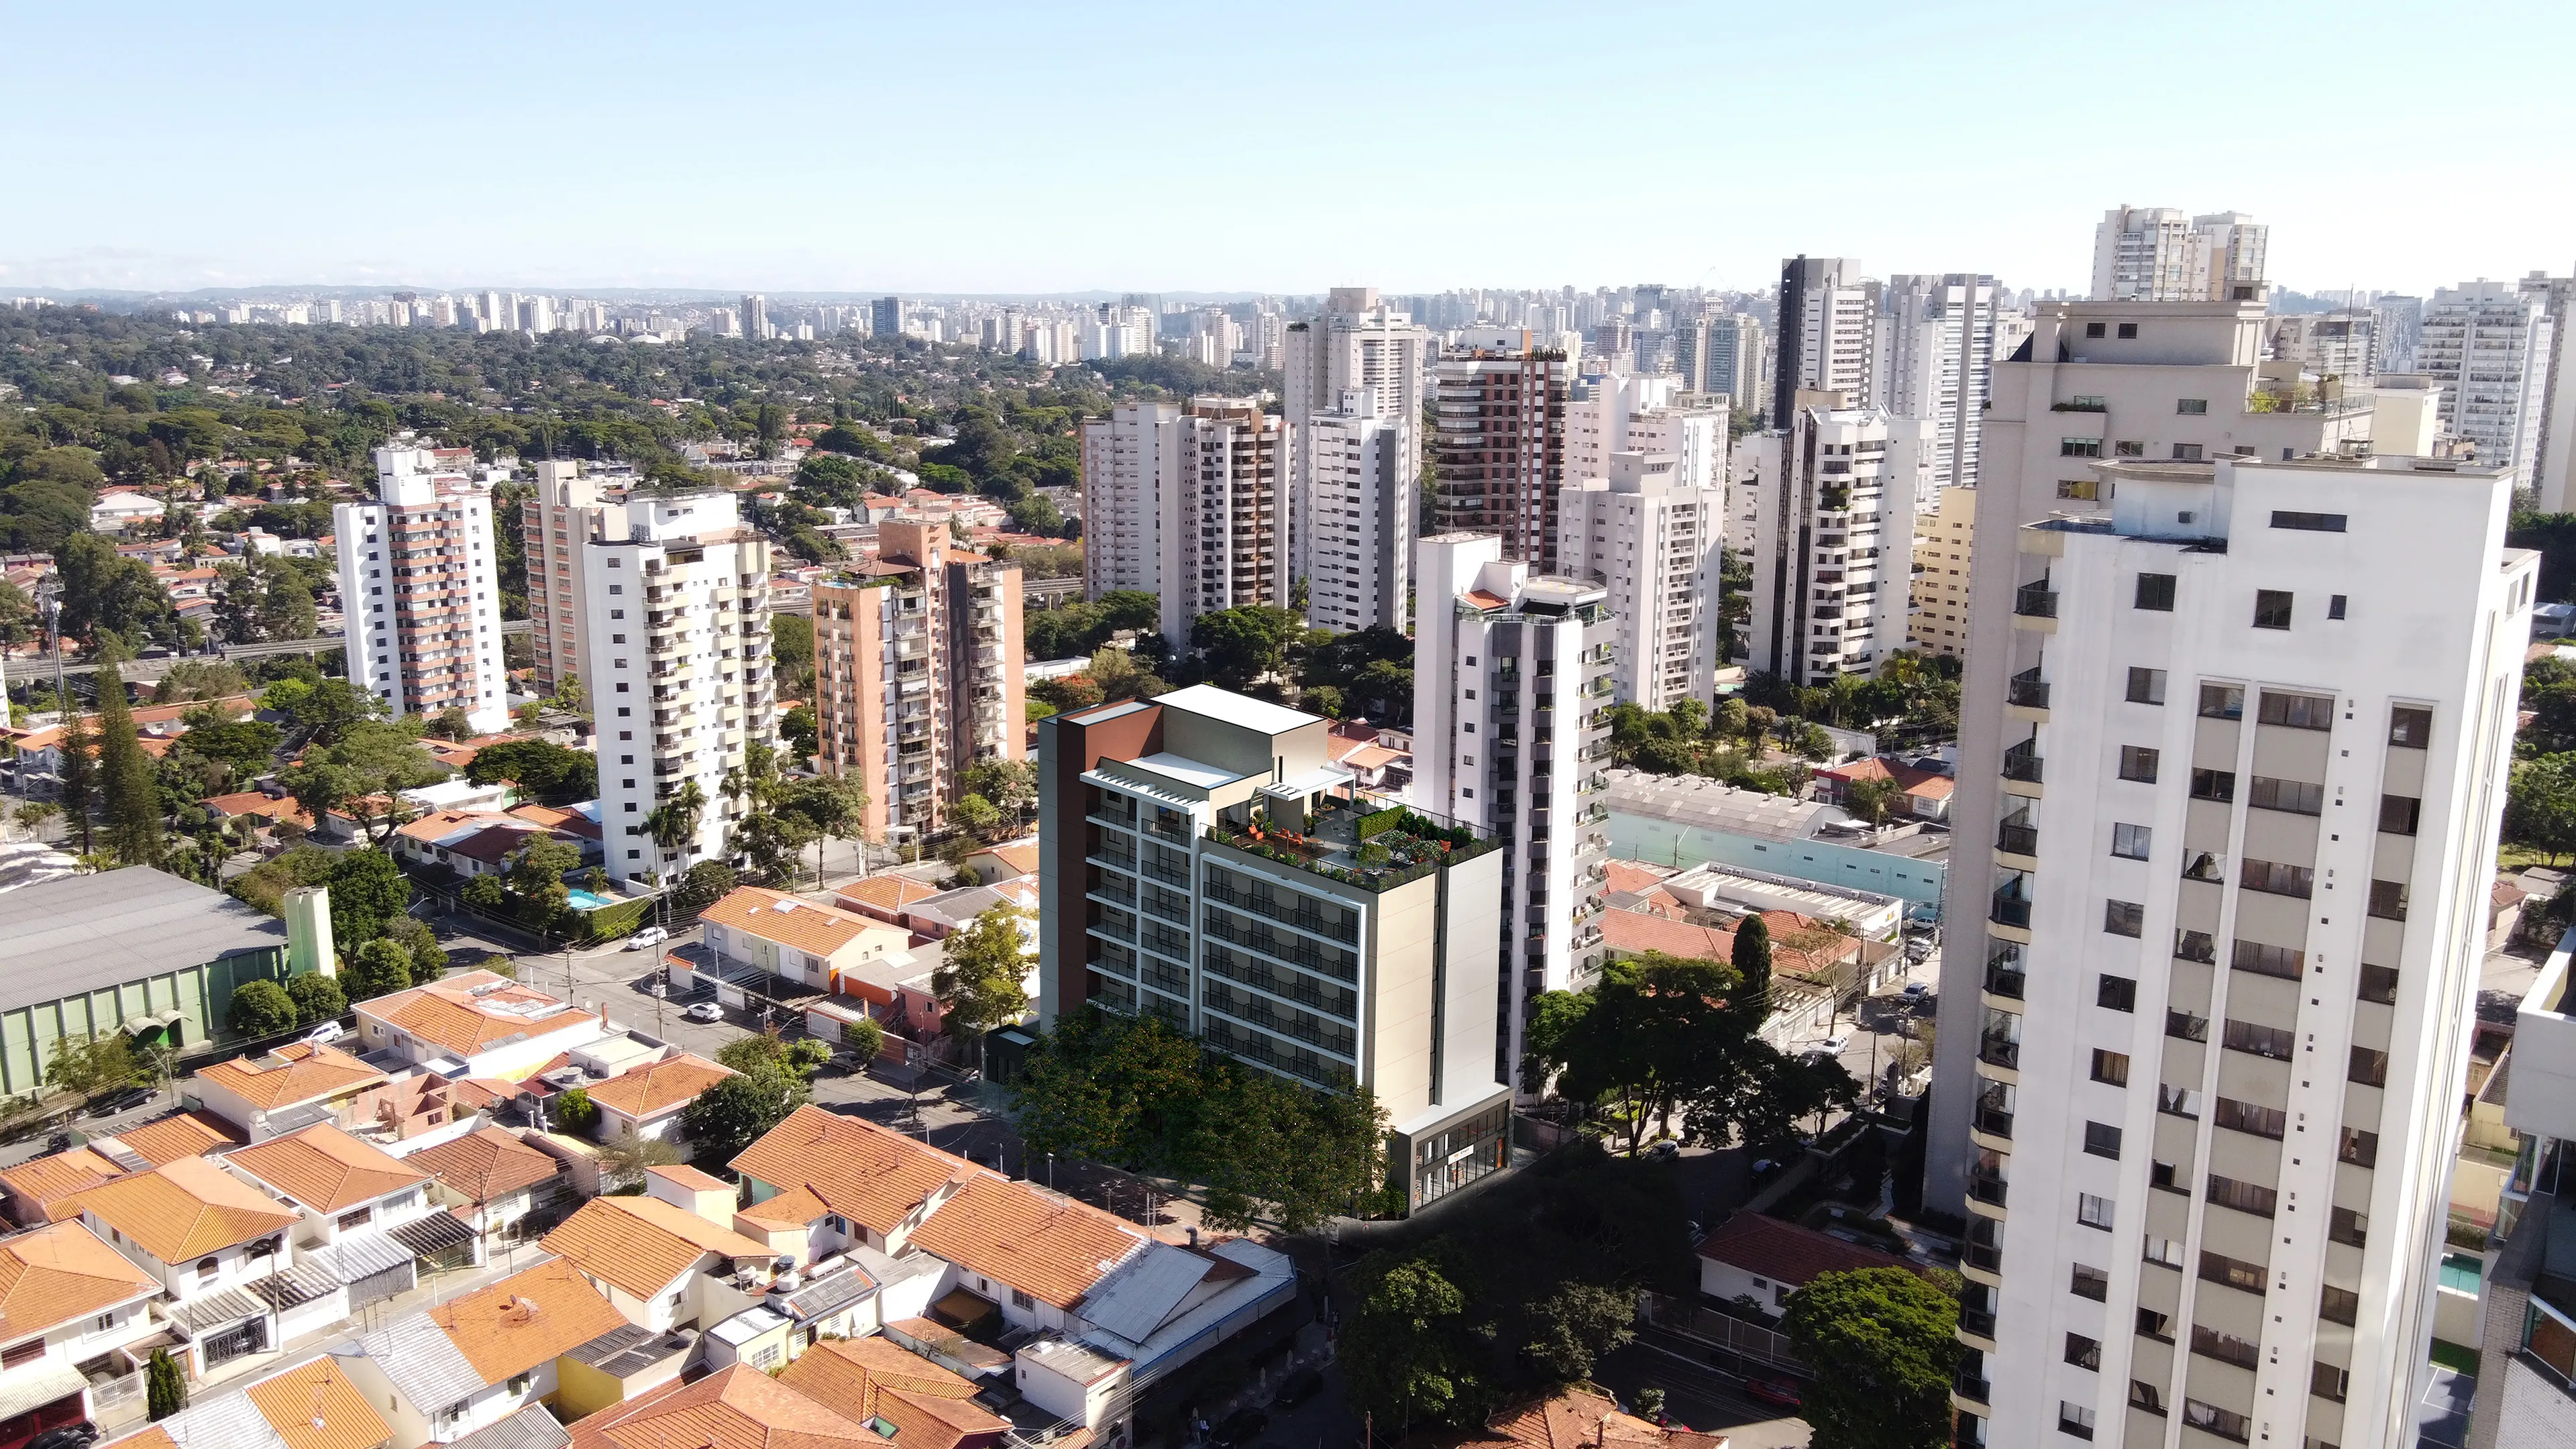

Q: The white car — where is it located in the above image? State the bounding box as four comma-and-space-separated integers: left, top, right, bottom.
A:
625, 926, 670, 951
1815, 1035, 1850, 1056
683, 1002, 723, 1023
303, 1021, 345, 1046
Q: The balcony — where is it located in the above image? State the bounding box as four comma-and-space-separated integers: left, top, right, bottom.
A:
2001, 741, 2043, 784
1968, 1171, 2008, 1208
1989, 888, 2032, 930
1984, 963, 2026, 1000
1979, 1033, 2019, 1071
2014, 581, 2057, 619
2008, 667, 2049, 710
1996, 820, 2038, 856
1974, 1107, 2015, 1140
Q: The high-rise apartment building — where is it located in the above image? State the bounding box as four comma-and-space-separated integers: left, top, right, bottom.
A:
1413, 535, 1615, 1086
1283, 289, 1428, 600
334, 447, 511, 735
2268, 311, 2377, 383
1775, 258, 1880, 423
525, 460, 618, 697
1301, 388, 1411, 636
1878, 274, 2001, 502
1035, 684, 1513, 1211
1682, 313, 1768, 414
582, 492, 773, 885
2090, 207, 2268, 303
1739, 397, 1929, 683
2417, 282, 2557, 497
812, 519, 1024, 844
1558, 452, 1723, 712
2463, 953, 2576, 1449
741, 294, 772, 342
2373, 295, 2424, 372
1430, 338, 1572, 570
1909, 484, 1976, 661
1158, 398, 1285, 649
1946, 453, 2530, 1449
1929, 299, 2384, 1225
869, 297, 904, 339
1079, 401, 1179, 601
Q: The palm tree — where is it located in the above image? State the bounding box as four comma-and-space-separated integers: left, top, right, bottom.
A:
643, 780, 707, 875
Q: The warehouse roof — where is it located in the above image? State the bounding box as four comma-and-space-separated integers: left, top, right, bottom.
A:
1602, 769, 1835, 843
0, 867, 286, 1013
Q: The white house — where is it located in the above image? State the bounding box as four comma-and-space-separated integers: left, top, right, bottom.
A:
400, 1127, 570, 1253
0, 1221, 164, 1436
221, 1122, 468, 1308
89, 489, 166, 533
331, 1258, 624, 1447
354, 971, 603, 1080
536, 1185, 779, 1334
66, 1156, 339, 1374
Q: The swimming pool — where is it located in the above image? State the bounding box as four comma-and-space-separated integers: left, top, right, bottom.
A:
566, 889, 618, 910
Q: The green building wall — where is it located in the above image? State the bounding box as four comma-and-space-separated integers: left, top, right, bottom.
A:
0, 945, 294, 1097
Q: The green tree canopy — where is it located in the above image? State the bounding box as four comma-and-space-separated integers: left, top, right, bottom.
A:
2509, 753, 2576, 863
680, 1065, 810, 1164
226, 979, 299, 1037
327, 848, 411, 949
931, 904, 1032, 1062
285, 973, 347, 1026
1781, 1267, 1962, 1449
341, 938, 414, 1002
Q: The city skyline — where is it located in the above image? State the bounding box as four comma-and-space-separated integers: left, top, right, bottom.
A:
7, 1, 2570, 296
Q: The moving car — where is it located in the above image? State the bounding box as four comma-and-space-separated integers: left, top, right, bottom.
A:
1745, 1378, 1803, 1409
683, 1002, 723, 1023
303, 1020, 346, 1045
626, 926, 670, 950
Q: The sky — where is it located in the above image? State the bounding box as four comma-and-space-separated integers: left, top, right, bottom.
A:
5, 0, 2570, 299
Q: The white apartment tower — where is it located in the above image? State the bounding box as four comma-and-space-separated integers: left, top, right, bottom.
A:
1415, 534, 1616, 1088
1559, 452, 1723, 712
1303, 387, 1412, 635
1739, 399, 1928, 683
742, 294, 773, 341
1776, 258, 1880, 421
2416, 282, 2556, 496
333, 447, 511, 735
525, 459, 614, 697
1878, 274, 2001, 503
1158, 398, 1286, 648
1951, 454, 2530, 1449
582, 492, 774, 885
1079, 401, 1180, 600
2092, 208, 2269, 304
2268, 313, 2377, 384
1283, 289, 1428, 600
1566, 374, 1725, 492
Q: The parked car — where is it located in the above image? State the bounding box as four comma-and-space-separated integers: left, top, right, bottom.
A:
86, 1087, 150, 1119
1745, 1378, 1803, 1409
1274, 1367, 1323, 1406
683, 1002, 724, 1023
1902, 980, 1931, 996
26, 1423, 98, 1449
1815, 1034, 1850, 1055
625, 926, 670, 951
1643, 1140, 1680, 1163
303, 1020, 345, 1045
1210, 1409, 1268, 1449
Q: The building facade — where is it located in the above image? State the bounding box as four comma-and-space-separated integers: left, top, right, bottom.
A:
2417, 282, 2556, 494
334, 446, 511, 735
1158, 397, 1285, 649
1079, 400, 1179, 600
1430, 338, 1572, 570
1878, 273, 2001, 502
1774, 257, 1880, 423
1034, 685, 1513, 1209
1739, 399, 1928, 684
1413, 535, 1615, 1089
580, 492, 773, 884
524, 458, 621, 697
1282, 288, 1427, 597
1949, 454, 2529, 1449
2090, 208, 2268, 304
812, 519, 1025, 844
1558, 452, 1723, 712
1301, 387, 1412, 636
1909, 484, 1976, 660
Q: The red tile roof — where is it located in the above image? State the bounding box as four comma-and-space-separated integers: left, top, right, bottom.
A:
1694, 1212, 1913, 1288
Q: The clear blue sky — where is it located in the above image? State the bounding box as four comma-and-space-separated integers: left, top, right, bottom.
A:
5, 0, 2567, 298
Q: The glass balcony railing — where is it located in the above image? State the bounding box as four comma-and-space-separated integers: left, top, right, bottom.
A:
2015, 582, 2058, 619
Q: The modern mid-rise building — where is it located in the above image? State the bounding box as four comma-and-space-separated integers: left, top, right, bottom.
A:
2463, 941, 2576, 1449
2269, 311, 2378, 384
1560, 452, 1723, 712
1945, 453, 2530, 1449
1739, 396, 1929, 683
2091, 207, 2268, 304
1413, 534, 1615, 1087
1929, 297, 2384, 1224
1776, 258, 1881, 423
581, 491, 773, 885
1878, 273, 2002, 501
1034, 684, 1513, 1210
1159, 397, 1285, 649
1301, 387, 1412, 636
2416, 282, 2556, 496
333, 446, 511, 735
1431, 337, 1572, 570
1079, 400, 1180, 600
811, 519, 1024, 845
1909, 484, 1976, 661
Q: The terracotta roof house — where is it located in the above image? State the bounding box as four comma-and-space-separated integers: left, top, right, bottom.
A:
103, 1355, 395, 1449
221, 1122, 468, 1295
1424, 1385, 1727, 1449
1813, 755, 1953, 821
0, 1111, 240, 1226
540, 1195, 777, 1332
195, 1043, 389, 1140
906, 1175, 1144, 1315
579, 1054, 733, 1145
562, 1363, 877, 1449
777, 1337, 1010, 1449
0, 1221, 164, 1439
409, 1127, 570, 1244
354, 971, 603, 1080
959, 840, 1040, 887
833, 875, 943, 925
64, 1155, 343, 1372
336, 1259, 625, 1448
1693, 1212, 1917, 1318
698, 888, 912, 1000
730, 1106, 971, 1261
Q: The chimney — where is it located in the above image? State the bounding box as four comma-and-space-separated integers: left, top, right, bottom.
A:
1185, 1226, 1199, 1248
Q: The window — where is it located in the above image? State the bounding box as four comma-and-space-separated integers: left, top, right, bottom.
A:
2260, 690, 2335, 729
507, 1373, 532, 1395
2159, 1084, 2202, 1117
2174, 929, 2217, 963
2320, 1285, 2361, 1326
2349, 1046, 2390, 1087
2330, 1207, 2369, 1247
2116, 322, 2139, 339
2231, 938, 2304, 979
2328, 594, 2347, 620
2239, 857, 2315, 898
2072, 1264, 2110, 1301
2084, 1122, 2123, 1159
2104, 900, 2145, 937
2390, 705, 2434, 747
2135, 573, 2177, 610
2198, 1250, 2267, 1293
196, 1257, 219, 1283
2059, 1403, 2097, 1441
2214, 1097, 2287, 1140
2143, 1236, 2185, 1270
2193, 1325, 2261, 1369
2272, 511, 2348, 532
2131, 1381, 2167, 1415
2066, 1332, 2102, 1370
2098, 975, 2137, 1012
0, 1340, 41, 1371
2312, 1361, 2349, 1403
2341, 1128, 2381, 1169
2172, 443, 2205, 462
1012, 1288, 1036, 1309
2177, 398, 2209, 415
2199, 682, 2245, 719
2061, 437, 2103, 458
2118, 745, 2160, 783
2224, 1019, 2296, 1061
2379, 795, 2421, 835
2359, 964, 2400, 1004
2116, 439, 2146, 457
2112, 823, 2153, 859
2166, 1011, 2209, 1043
2078, 1193, 2116, 1230
2127, 667, 2167, 704
2057, 478, 2101, 500
2183, 1401, 2249, 1444
2085, 322, 2107, 338
2190, 768, 2237, 803
2369, 880, 2409, 920
2091, 1050, 2130, 1086
337, 1206, 373, 1231
2253, 589, 2294, 629
2249, 775, 2324, 814
2151, 1159, 2182, 1192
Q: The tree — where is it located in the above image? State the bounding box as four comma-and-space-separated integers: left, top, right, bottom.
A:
1731, 914, 1772, 1019
467, 739, 596, 804
328, 848, 411, 949
46, 1032, 140, 1097
959, 759, 1036, 823
1008, 1006, 1208, 1167
1342, 1250, 1487, 1432
341, 938, 413, 1002
598, 1126, 682, 1183
1525, 952, 1739, 1155
226, 979, 299, 1037
475, 953, 519, 979
1781, 1267, 1962, 1449
552, 1087, 600, 1134
680, 1065, 810, 1164
840, 1014, 885, 1064
932, 904, 1032, 1065
949, 792, 1004, 843
1190, 605, 1301, 687
717, 1033, 830, 1078
1519, 1281, 1637, 1383
95, 662, 162, 865
57, 704, 96, 855
644, 780, 707, 869
285, 973, 347, 1026
549, 673, 586, 713
671, 859, 739, 914
2509, 753, 2576, 864
146, 1348, 186, 1421
1844, 775, 1905, 826
388, 915, 448, 980
1086, 647, 1167, 703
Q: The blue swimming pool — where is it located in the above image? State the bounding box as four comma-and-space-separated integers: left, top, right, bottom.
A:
566, 889, 617, 910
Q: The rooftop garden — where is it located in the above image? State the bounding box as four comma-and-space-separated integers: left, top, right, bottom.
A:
1205, 799, 1497, 892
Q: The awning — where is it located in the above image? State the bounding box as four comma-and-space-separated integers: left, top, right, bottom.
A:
390, 1212, 479, 1256
251, 1260, 342, 1311
118, 1009, 185, 1036
0, 1362, 85, 1422
308, 1230, 413, 1284
168, 1285, 268, 1334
